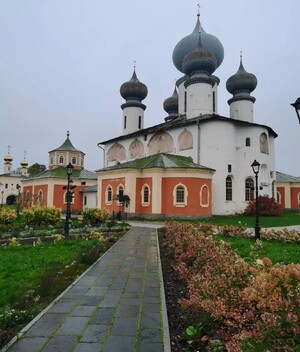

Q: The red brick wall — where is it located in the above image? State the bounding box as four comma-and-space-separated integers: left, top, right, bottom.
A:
135, 178, 152, 214
101, 178, 125, 212
161, 177, 212, 215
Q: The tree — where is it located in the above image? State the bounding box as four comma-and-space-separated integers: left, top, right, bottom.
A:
28, 163, 46, 176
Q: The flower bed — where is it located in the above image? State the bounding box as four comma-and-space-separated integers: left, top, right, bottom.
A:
163, 222, 300, 351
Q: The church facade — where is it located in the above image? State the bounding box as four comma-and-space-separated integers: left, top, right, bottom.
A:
96, 11, 277, 217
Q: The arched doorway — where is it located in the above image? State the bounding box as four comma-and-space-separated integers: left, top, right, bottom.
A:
6, 195, 17, 205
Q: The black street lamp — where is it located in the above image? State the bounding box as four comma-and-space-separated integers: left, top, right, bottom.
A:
251, 159, 261, 241
291, 97, 300, 124
64, 162, 74, 237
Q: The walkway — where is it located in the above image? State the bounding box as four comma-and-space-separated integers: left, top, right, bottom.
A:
2, 226, 170, 352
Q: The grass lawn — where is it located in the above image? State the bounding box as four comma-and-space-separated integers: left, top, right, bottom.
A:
214, 235, 300, 265
200, 210, 300, 228
0, 238, 115, 309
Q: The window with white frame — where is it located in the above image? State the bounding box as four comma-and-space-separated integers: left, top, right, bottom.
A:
59, 156, 64, 164
142, 185, 150, 205
173, 184, 187, 206
276, 191, 281, 204
71, 156, 77, 165
200, 184, 210, 207
117, 185, 124, 205
38, 190, 43, 204
106, 186, 112, 204
245, 178, 254, 201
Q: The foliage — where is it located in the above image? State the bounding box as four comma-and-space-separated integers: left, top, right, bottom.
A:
0, 208, 17, 225
163, 222, 300, 351
244, 195, 282, 216
27, 163, 46, 176
82, 208, 110, 226
22, 206, 61, 226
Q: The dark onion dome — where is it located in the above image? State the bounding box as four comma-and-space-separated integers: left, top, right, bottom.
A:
172, 13, 224, 74
182, 33, 217, 76
226, 55, 257, 95
120, 69, 148, 101
163, 86, 179, 115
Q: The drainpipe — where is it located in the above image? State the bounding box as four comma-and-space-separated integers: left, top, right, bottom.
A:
197, 120, 200, 164
97, 143, 105, 168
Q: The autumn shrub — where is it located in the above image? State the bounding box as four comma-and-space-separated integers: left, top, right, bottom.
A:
82, 208, 111, 226
0, 208, 17, 225
163, 222, 300, 351
22, 206, 61, 226
244, 195, 282, 216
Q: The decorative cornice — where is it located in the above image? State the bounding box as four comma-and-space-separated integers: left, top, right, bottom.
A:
121, 101, 147, 110
227, 95, 256, 105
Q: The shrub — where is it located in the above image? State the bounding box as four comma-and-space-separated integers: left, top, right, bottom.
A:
23, 206, 61, 226
163, 222, 300, 351
82, 208, 110, 226
0, 208, 17, 225
244, 195, 282, 216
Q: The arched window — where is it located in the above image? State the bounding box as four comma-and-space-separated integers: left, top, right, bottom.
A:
71, 156, 77, 165
245, 137, 251, 147
276, 191, 281, 204
38, 190, 43, 204
59, 156, 64, 164
142, 185, 150, 205
226, 176, 233, 201
245, 178, 254, 201
5, 183, 8, 189
117, 185, 124, 205
106, 186, 112, 204
173, 184, 187, 206
200, 184, 209, 207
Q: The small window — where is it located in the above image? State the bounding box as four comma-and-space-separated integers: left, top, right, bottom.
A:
245, 178, 254, 201
59, 156, 64, 164
184, 91, 187, 113
71, 156, 76, 165
84, 196, 87, 206
81, 182, 86, 186
245, 137, 251, 147
270, 171, 274, 178
138, 116, 142, 129
228, 164, 232, 173
38, 190, 43, 204
107, 186, 112, 203
142, 185, 150, 205
212, 91, 216, 113
176, 186, 185, 203
226, 176, 233, 201
5, 183, 8, 189
124, 116, 127, 129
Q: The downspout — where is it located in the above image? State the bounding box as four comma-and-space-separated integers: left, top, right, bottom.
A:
97, 143, 105, 168
197, 119, 200, 164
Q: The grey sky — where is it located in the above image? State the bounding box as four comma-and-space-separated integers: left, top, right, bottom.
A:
1, 0, 299, 175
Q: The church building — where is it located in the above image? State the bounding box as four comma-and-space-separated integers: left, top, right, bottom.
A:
96, 11, 277, 217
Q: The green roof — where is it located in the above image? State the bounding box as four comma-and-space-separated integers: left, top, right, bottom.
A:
25, 166, 96, 180
49, 133, 84, 154
98, 153, 215, 171
276, 171, 300, 183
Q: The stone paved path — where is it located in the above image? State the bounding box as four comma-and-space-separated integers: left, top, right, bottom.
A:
2, 226, 170, 352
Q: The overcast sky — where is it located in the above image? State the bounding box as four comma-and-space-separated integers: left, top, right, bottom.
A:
1, 0, 299, 176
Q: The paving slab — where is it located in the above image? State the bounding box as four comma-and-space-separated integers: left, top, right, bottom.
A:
2, 226, 170, 352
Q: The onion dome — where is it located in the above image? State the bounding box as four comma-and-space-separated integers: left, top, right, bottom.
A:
172, 13, 224, 74
20, 159, 28, 167
226, 55, 257, 95
163, 87, 179, 121
182, 33, 217, 76
4, 153, 13, 163
120, 69, 148, 101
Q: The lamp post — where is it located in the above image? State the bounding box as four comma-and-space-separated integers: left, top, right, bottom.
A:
251, 159, 261, 241
291, 97, 300, 123
64, 162, 74, 237
1, 190, 4, 207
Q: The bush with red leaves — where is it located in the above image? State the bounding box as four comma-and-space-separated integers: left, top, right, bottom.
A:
244, 195, 283, 216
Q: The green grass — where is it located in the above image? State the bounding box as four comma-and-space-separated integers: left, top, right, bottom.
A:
0, 238, 112, 309
214, 235, 300, 265
200, 210, 300, 228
